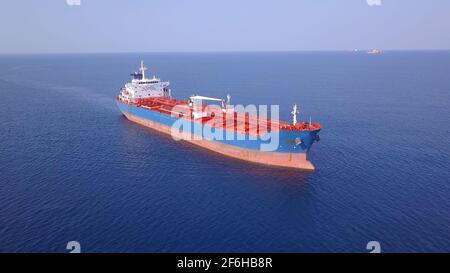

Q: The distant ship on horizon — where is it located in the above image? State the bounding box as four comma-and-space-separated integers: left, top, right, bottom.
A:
367, 49, 382, 54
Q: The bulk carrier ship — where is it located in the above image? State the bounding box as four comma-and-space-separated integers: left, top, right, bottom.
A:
116, 61, 321, 170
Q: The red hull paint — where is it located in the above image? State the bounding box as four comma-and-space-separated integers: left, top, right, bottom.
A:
124, 112, 315, 171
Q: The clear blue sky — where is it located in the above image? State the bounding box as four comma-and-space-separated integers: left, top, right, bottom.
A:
1, 0, 450, 53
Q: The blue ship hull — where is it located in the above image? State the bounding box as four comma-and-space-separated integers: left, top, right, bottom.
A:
117, 100, 320, 170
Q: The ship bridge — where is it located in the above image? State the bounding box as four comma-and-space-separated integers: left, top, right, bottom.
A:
120, 61, 171, 101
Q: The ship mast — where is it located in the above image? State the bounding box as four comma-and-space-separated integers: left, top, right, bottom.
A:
139, 60, 147, 80
226, 94, 231, 105
291, 104, 299, 126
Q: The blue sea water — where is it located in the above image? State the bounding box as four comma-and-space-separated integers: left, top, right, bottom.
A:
0, 52, 449, 253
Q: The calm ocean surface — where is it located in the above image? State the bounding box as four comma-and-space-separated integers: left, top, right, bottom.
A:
0, 52, 449, 252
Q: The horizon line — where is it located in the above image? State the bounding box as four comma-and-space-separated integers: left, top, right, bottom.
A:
1, 49, 450, 56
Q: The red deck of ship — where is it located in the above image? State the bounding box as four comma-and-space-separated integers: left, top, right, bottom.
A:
118, 96, 321, 136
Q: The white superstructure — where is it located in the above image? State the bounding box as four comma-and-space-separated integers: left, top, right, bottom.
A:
119, 61, 171, 102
